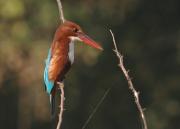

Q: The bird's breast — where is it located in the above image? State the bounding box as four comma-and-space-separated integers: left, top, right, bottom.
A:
68, 41, 74, 64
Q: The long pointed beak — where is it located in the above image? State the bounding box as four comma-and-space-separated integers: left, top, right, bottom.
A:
77, 33, 103, 50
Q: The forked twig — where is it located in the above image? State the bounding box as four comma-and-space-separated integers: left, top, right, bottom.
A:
109, 30, 148, 129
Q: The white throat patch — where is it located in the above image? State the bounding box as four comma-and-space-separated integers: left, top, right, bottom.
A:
68, 41, 74, 64
68, 36, 82, 64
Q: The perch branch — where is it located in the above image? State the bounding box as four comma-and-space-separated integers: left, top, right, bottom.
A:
56, 0, 65, 129
56, 82, 65, 129
109, 30, 148, 129
56, 0, 65, 23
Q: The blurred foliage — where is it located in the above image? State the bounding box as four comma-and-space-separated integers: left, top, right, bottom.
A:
0, 0, 180, 129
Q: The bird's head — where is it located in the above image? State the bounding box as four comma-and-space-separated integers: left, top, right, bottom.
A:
58, 21, 103, 50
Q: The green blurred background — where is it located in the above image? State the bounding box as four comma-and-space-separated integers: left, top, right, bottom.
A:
0, 0, 180, 129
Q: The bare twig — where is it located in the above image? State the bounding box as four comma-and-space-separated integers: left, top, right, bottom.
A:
82, 88, 111, 129
56, 82, 65, 129
56, 0, 65, 129
109, 30, 148, 129
56, 0, 65, 23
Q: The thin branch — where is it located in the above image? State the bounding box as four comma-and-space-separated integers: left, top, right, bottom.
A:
82, 88, 111, 129
109, 30, 148, 129
56, 0, 65, 23
56, 82, 65, 129
56, 0, 65, 129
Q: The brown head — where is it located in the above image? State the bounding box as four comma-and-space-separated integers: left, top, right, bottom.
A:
55, 21, 103, 50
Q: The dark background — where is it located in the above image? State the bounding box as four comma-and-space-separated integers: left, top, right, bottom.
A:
0, 0, 180, 129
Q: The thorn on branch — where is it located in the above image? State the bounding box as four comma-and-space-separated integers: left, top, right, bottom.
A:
113, 49, 116, 53
120, 55, 123, 59
134, 91, 139, 98
127, 77, 132, 82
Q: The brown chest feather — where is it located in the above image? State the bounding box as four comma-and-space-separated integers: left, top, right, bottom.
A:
48, 40, 71, 81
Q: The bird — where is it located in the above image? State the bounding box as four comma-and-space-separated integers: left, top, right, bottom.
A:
43, 21, 103, 116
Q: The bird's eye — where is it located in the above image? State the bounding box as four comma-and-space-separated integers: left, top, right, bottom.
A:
72, 28, 78, 33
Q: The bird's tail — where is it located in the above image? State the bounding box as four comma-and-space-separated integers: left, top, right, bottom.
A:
50, 94, 56, 118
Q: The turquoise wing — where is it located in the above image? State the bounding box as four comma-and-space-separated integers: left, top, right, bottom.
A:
44, 49, 54, 94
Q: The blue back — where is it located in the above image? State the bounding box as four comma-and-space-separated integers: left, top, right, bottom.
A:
44, 49, 54, 94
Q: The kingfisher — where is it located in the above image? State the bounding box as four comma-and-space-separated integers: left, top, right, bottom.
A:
43, 21, 103, 116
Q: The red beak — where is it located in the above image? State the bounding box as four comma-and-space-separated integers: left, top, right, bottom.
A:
77, 33, 103, 50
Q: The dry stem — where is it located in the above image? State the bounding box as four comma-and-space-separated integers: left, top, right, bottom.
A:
56, 0, 65, 23
82, 88, 111, 129
56, 0, 65, 129
109, 30, 148, 129
56, 82, 65, 129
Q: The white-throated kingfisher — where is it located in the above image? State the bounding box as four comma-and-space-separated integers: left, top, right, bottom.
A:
43, 21, 103, 116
